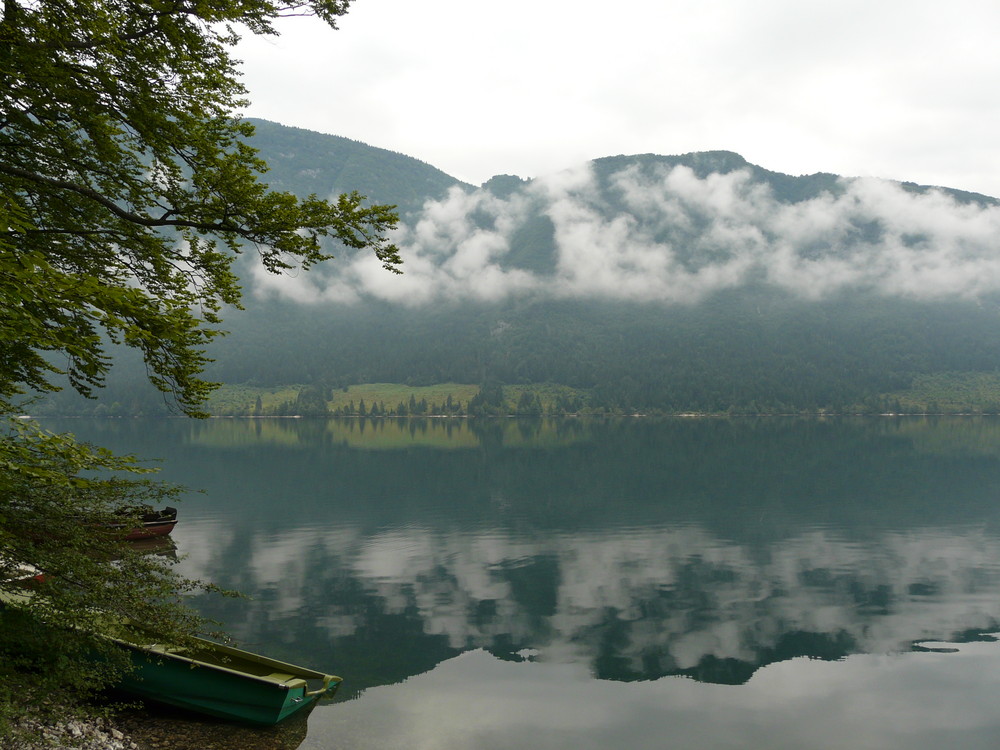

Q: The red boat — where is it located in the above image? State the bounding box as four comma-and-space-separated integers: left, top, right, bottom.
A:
112, 506, 178, 540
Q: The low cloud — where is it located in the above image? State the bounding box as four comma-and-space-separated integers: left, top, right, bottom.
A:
252, 161, 1000, 305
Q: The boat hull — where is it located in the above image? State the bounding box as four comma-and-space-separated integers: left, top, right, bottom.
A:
122, 519, 177, 541
116, 638, 341, 725
111, 506, 178, 540
0, 589, 341, 725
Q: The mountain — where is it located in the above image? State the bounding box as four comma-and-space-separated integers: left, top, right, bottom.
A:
244, 119, 469, 216
29, 121, 1000, 416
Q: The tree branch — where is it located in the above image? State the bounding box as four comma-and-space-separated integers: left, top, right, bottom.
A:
0, 162, 248, 236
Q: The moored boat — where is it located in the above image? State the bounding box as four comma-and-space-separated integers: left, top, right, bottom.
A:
0, 589, 340, 725
115, 636, 342, 725
109, 505, 178, 540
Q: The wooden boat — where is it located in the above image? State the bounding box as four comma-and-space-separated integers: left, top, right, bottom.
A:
114, 636, 342, 725
0, 589, 340, 725
109, 505, 178, 540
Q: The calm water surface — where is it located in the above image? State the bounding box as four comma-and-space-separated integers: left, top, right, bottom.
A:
43, 417, 1000, 749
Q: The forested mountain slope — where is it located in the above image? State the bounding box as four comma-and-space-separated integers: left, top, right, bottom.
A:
30, 121, 1000, 416
244, 119, 469, 217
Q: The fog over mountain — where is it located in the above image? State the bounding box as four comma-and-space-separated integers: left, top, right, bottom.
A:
249, 143, 1000, 308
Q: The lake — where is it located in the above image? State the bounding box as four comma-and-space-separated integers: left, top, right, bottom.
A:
43, 416, 1000, 749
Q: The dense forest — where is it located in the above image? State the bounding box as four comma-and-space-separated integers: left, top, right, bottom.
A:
27, 121, 1000, 418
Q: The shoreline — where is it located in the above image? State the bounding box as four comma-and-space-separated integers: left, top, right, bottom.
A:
5, 703, 311, 750
2, 716, 138, 750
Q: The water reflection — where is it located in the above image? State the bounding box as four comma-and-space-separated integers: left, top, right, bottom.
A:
181, 521, 1000, 692
182, 416, 591, 451
44, 416, 1000, 702
127, 535, 179, 560
300, 640, 1000, 750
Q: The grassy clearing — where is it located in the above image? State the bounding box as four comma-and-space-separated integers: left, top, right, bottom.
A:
203, 385, 302, 416
205, 382, 482, 415
204, 382, 592, 416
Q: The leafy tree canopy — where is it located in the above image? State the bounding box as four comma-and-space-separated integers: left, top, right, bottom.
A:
0, 0, 399, 732
0, 0, 401, 416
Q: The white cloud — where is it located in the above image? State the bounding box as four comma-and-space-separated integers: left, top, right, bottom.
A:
252, 162, 1000, 306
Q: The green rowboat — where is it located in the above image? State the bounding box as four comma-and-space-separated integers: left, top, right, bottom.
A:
0, 588, 339, 725
114, 636, 342, 725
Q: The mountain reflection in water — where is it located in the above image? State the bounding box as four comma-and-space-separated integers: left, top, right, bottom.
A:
183, 521, 1000, 693
43, 417, 1000, 700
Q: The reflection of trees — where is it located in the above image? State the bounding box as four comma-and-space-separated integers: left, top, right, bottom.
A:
49, 415, 1000, 695
182, 524, 1000, 692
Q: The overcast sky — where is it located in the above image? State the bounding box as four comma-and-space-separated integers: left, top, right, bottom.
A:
236, 0, 1000, 197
